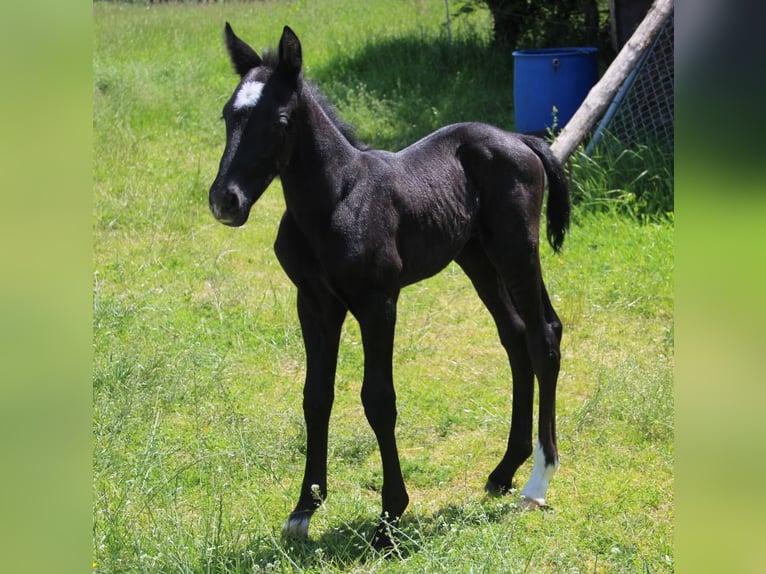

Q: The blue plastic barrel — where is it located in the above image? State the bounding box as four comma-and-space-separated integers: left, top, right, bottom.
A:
512, 47, 598, 133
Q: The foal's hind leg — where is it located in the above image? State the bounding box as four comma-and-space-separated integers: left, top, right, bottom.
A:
542, 280, 563, 344
518, 279, 563, 507
485, 238, 562, 508
456, 240, 535, 494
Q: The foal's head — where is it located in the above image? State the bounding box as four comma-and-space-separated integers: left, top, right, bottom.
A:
209, 24, 302, 227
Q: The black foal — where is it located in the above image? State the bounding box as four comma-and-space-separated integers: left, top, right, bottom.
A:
208, 24, 570, 549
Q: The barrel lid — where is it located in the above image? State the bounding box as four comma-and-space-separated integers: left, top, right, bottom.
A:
512, 47, 597, 57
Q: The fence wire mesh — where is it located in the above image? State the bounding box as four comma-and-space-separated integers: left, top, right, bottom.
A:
589, 9, 674, 155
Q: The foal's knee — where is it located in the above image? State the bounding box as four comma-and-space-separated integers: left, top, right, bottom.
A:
303, 388, 334, 418
361, 384, 397, 429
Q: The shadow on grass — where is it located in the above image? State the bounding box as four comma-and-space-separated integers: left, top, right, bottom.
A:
211, 495, 528, 571
310, 33, 516, 151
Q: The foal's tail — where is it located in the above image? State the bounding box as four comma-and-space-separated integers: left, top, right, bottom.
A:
520, 135, 571, 253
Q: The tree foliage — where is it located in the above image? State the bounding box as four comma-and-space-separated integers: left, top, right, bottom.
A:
454, 0, 613, 55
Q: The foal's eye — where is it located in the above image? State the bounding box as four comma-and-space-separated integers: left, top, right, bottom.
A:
278, 113, 289, 127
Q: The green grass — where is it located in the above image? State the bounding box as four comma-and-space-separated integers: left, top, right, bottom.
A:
93, 2, 673, 572
570, 135, 674, 220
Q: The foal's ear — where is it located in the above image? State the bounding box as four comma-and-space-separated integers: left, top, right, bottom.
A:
224, 22, 262, 77
278, 26, 302, 77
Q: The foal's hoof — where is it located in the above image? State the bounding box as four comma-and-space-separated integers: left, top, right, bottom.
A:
484, 477, 513, 496
371, 517, 401, 554
517, 496, 552, 512
371, 529, 394, 552
282, 511, 311, 539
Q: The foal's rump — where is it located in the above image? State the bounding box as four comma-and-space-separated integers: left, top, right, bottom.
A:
430, 122, 570, 253
386, 123, 569, 284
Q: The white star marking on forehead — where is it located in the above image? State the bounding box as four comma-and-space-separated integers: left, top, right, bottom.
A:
233, 81, 265, 110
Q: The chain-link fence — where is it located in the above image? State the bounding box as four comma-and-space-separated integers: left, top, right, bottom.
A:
588, 9, 674, 156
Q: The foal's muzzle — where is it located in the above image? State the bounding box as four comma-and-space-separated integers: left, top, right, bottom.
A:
209, 181, 251, 227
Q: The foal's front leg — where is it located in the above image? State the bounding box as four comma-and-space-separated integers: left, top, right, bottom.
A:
283, 290, 346, 539
353, 290, 409, 550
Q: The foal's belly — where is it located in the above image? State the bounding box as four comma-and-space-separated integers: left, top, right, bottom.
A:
396, 210, 476, 286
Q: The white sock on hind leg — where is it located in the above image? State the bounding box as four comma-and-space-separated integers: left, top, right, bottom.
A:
520, 441, 559, 506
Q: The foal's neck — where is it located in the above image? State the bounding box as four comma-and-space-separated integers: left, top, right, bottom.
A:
281, 84, 359, 224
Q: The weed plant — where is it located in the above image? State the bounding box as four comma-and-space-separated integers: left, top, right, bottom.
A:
94, 2, 673, 572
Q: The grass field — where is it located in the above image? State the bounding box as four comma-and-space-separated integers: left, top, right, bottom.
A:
93, 2, 673, 571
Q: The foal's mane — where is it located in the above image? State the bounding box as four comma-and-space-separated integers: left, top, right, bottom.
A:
262, 50, 368, 151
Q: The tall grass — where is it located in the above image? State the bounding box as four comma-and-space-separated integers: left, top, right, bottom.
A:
94, 2, 673, 572
569, 134, 674, 220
